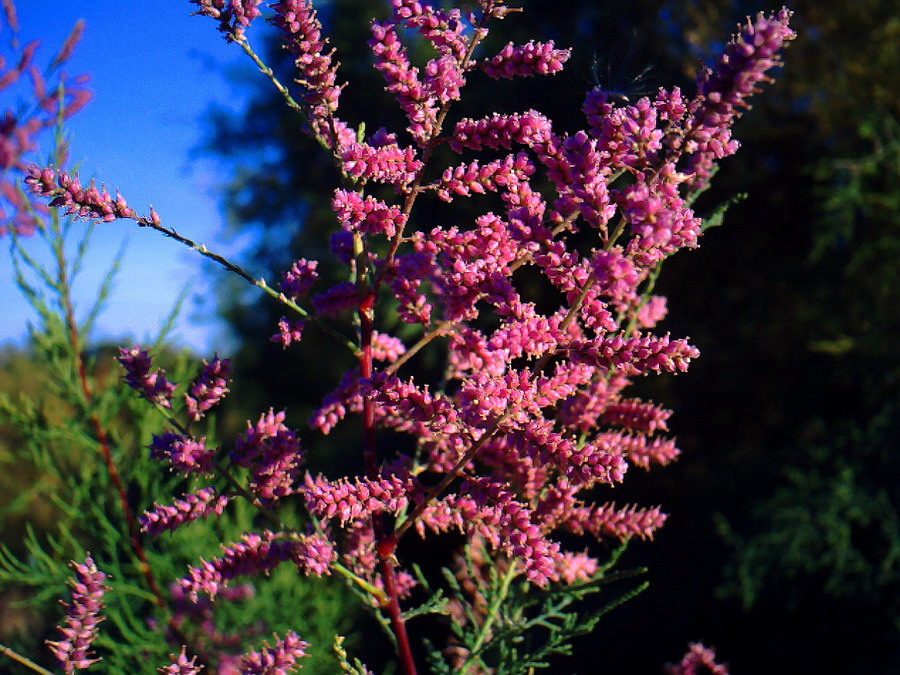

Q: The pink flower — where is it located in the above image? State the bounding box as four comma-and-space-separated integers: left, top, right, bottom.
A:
271, 317, 305, 349
158, 647, 203, 675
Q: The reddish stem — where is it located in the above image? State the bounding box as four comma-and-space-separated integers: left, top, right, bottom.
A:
357, 289, 417, 674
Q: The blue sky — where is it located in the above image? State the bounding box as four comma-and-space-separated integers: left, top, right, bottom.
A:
1, 2, 263, 353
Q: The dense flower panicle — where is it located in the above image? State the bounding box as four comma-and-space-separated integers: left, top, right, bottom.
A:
480, 40, 571, 79
117, 346, 177, 408
303, 473, 415, 526
29, 3, 796, 661
434, 152, 534, 202
240, 631, 309, 675
190, 0, 262, 40
600, 398, 672, 434
665, 643, 730, 675
569, 333, 700, 375
25, 167, 137, 223
332, 189, 406, 238
150, 433, 215, 475
341, 141, 422, 185
181, 531, 330, 602
279, 258, 319, 299
271, 0, 342, 112
140, 487, 229, 537
185, 355, 231, 421
596, 431, 681, 469
158, 647, 204, 675
271, 317, 305, 349
46, 555, 108, 674
450, 110, 553, 153
567, 502, 667, 541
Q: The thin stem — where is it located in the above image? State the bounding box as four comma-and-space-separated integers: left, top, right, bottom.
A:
0, 643, 53, 675
386, 321, 458, 376
380, 558, 418, 675
124, 213, 357, 353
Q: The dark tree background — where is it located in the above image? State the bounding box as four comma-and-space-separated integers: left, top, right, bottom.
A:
199, 1, 900, 672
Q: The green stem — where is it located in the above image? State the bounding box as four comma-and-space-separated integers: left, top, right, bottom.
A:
0, 643, 54, 675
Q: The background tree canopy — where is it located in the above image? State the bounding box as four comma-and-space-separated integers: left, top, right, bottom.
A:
193, 0, 899, 671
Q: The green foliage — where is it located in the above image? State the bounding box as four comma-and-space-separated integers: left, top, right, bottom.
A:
417, 541, 647, 674
717, 397, 900, 642
0, 191, 353, 673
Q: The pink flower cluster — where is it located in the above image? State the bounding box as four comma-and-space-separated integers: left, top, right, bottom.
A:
180, 530, 334, 602
150, 432, 215, 475
118, 346, 177, 409
240, 631, 309, 674
46, 555, 109, 674
185, 355, 231, 421
140, 487, 230, 537
25, 167, 137, 223
233, 409, 305, 501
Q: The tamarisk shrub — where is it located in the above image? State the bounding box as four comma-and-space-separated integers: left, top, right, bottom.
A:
23, 1, 794, 672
